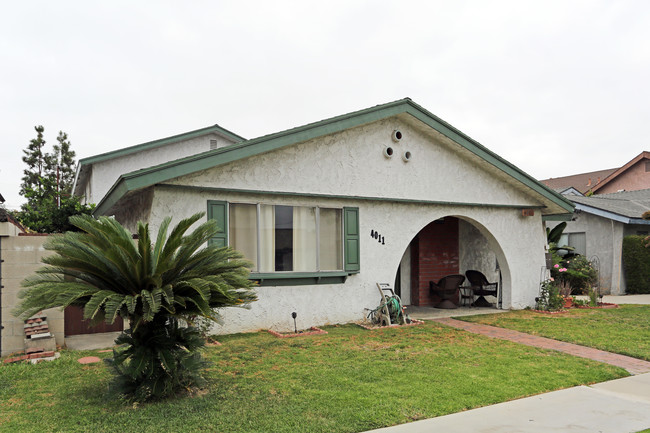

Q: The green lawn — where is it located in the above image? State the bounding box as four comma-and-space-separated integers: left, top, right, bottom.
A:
0, 321, 626, 433
460, 305, 650, 360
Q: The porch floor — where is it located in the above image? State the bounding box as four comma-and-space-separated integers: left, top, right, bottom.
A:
406, 305, 508, 321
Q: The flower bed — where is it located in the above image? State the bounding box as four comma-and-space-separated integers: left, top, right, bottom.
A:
532, 302, 619, 314
267, 327, 328, 338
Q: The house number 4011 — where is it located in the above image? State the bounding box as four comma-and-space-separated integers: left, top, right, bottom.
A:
370, 230, 385, 245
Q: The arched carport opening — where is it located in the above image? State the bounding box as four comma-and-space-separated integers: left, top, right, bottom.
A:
394, 215, 510, 309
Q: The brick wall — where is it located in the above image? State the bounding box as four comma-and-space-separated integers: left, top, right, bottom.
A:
1, 233, 63, 357
410, 217, 460, 306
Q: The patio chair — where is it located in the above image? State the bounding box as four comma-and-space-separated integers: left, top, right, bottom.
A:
429, 274, 465, 309
465, 270, 498, 307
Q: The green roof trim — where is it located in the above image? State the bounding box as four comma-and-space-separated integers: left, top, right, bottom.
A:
79, 123, 245, 166
157, 183, 550, 209
92, 98, 575, 216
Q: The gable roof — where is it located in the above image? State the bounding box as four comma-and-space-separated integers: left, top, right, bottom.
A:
72, 123, 245, 196
92, 98, 575, 217
568, 188, 650, 225
541, 168, 617, 194
591, 151, 650, 194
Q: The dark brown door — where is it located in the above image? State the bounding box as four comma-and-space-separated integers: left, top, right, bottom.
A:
64, 306, 124, 336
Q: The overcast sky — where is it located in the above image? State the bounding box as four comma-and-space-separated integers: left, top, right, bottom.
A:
2, 1, 649, 210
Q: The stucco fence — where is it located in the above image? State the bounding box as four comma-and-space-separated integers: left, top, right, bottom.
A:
0, 233, 64, 357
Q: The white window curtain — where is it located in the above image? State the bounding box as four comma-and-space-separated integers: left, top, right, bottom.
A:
229, 204, 257, 269
293, 206, 317, 271
319, 208, 342, 270
259, 204, 275, 272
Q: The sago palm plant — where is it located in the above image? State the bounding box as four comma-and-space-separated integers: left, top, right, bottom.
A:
15, 212, 257, 401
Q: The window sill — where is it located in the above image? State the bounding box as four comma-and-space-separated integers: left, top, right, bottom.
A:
250, 271, 351, 286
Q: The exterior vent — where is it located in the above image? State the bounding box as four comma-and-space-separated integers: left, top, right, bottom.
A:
210, 139, 218, 150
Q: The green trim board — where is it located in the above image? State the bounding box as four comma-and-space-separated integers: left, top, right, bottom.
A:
90, 98, 574, 217
156, 183, 553, 210
542, 214, 574, 222
250, 271, 348, 286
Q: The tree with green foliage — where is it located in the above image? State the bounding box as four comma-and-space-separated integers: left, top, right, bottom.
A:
14, 212, 257, 401
18, 125, 93, 233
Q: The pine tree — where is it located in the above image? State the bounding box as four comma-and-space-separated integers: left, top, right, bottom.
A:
20, 125, 49, 198
52, 131, 76, 195
18, 125, 92, 233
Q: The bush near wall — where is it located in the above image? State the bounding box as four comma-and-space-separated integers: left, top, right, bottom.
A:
622, 235, 650, 294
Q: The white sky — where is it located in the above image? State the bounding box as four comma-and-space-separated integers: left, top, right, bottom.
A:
2, 0, 649, 210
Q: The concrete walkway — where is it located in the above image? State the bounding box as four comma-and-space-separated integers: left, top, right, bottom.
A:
365, 373, 650, 433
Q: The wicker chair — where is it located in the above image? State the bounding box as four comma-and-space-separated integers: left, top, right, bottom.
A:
429, 274, 465, 309
465, 270, 498, 307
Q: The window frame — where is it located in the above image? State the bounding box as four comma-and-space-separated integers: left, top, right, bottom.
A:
208, 200, 359, 286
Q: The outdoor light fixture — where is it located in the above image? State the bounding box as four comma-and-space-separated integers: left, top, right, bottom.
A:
291, 312, 298, 333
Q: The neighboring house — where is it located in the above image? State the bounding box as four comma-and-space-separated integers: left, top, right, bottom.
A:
73, 98, 573, 334
543, 151, 650, 295
548, 189, 650, 295
542, 168, 616, 195
590, 151, 650, 194
541, 151, 650, 196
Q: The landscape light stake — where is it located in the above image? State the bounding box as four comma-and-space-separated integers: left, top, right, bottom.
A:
292, 312, 297, 333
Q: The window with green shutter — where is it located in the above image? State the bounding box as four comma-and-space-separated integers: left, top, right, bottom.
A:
207, 200, 359, 285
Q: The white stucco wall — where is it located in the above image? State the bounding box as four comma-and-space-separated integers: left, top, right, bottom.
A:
167, 117, 543, 208
143, 188, 545, 334
459, 220, 501, 291
86, 133, 237, 204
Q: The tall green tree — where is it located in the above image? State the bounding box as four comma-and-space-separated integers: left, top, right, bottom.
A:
15, 213, 257, 401
18, 125, 92, 233
20, 125, 51, 199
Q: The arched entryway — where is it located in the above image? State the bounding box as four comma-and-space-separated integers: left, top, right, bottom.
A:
394, 215, 508, 309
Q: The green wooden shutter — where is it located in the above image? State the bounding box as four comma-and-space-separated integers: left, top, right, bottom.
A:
343, 207, 360, 273
207, 200, 228, 247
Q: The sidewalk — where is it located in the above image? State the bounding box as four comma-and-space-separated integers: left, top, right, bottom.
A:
365, 373, 650, 433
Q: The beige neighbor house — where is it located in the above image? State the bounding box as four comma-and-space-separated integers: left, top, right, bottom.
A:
72, 98, 573, 334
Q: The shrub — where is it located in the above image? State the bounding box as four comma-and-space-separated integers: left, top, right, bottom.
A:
15, 213, 257, 401
622, 235, 650, 294
536, 279, 564, 311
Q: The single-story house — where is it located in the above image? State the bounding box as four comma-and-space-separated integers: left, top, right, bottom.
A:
549, 188, 650, 295
73, 98, 573, 333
